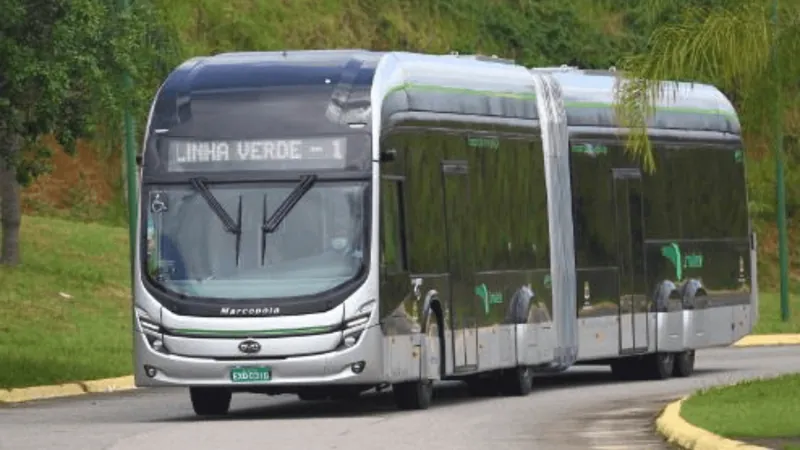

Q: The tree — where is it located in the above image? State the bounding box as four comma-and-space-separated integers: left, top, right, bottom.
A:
611, 0, 800, 317
612, 0, 800, 169
0, 0, 162, 266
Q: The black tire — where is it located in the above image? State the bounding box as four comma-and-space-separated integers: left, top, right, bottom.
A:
644, 352, 675, 380
672, 350, 696, 377
392, 310, 441, 410
392, 378, 434, 410
500, 365, 534, 396
190, 387, 232, 416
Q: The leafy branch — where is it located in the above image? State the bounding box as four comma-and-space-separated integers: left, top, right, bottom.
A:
612, 0, 800, 170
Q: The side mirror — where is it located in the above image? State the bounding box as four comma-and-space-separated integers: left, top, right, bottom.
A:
379, 148, 397, 163
135, 154, 143, 166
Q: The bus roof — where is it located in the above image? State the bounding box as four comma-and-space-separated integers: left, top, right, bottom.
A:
374, 51, 540, 127
150, 50, 741, 137
164, 49, 383, 93
149, 50, 385, 135
531, 67, 741, 135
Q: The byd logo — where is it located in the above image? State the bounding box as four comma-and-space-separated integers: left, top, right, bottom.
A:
238, 339, 261, 354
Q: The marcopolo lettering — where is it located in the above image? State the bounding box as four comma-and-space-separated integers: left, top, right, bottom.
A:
220, 307, 281, 316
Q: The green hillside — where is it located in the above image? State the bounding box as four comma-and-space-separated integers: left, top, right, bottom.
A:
152, 0, 634, 68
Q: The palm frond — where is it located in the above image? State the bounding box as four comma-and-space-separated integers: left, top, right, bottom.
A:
612, 0, 800, 170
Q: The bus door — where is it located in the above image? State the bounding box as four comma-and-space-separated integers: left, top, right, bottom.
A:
441, 159, 479, 372
612, 168, 650, 354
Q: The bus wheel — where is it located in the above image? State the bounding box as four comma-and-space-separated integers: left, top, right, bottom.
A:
189, 387, 231, 416
643, 352, 675, 380
392, 310, 440, 410
500, 365, 534, 396
393, 378, 433, 410
672, 350, 695, 377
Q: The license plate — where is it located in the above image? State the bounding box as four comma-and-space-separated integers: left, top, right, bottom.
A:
230, 366, 271, 383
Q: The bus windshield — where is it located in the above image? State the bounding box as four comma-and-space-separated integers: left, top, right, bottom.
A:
143, 180, 368, 300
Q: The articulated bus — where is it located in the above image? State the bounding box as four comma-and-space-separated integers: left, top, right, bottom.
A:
133, 50, 757, 416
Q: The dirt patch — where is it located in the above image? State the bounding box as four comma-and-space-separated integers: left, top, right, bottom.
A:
21, 136, 122, 216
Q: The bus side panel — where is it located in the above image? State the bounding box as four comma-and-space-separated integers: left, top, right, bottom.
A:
466, 133, 554, 369
377, 130, 455, 382
665, 145, 752, 350
640, 145, 687, 354
380, 124, 559, 376
569, 143, 623, 361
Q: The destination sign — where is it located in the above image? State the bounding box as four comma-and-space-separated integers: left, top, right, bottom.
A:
164, 136, 348, 172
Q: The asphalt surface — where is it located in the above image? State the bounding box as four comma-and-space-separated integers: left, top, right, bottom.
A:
2, 346, 799, 450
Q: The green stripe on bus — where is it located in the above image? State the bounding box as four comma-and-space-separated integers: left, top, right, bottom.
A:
564, 101, 738, 119
169, 326, 334, 337
385, 82, 538, 100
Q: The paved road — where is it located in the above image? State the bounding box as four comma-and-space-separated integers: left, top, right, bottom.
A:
2, 346, 799, 450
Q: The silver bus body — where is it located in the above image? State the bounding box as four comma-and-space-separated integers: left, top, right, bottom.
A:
132, 50, 756, 415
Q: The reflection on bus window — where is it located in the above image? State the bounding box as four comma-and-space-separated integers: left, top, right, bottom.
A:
144, 181, 368, 300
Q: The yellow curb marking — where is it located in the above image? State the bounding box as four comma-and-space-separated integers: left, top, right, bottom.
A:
656, 397, 770, 450
0, 375, 135, 405
733, 334, 800, 347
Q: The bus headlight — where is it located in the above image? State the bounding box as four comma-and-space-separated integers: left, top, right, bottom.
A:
135, 307, 169, 354
343, 335, 358, 347
340, 300, 375, 348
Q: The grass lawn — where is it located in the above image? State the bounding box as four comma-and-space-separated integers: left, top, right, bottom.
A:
754, 291, 800, 334
0, 215, 132, 389
681, 373, 800, 450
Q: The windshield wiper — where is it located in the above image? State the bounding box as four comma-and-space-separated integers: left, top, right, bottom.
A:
263, 174, 317, 234
189, 177, 242, 235
189, 177, 243, 267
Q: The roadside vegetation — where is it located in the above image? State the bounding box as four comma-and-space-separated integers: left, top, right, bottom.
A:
681, 373, 800, 450
0, 216, 131, 389
755, 292, 800, 334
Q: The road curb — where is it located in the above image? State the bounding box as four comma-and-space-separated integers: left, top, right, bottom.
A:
1, 334, 798, 405
0, 376, 135, 405
732, 334, 800, 347
655, 396, 770, 450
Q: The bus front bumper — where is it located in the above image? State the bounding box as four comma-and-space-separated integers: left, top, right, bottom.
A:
133, 326, 385, 388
